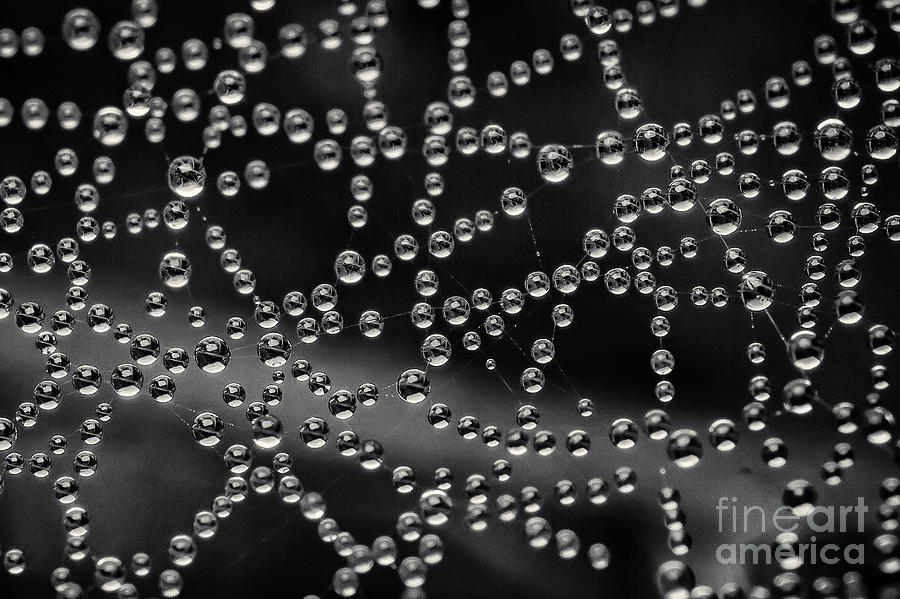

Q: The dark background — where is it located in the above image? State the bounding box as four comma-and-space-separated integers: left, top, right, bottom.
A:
0, 0, 898, 597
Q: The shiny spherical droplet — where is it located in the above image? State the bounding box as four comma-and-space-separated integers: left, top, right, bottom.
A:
705, 198, 741, 235
737, 270, 775, 311
191, 412, 225, 447
419, 489, 453, 526
167, 156, 206, 198
536, 144, 573, 183
93, 106, 128, 146
256, 332, 292, 367
110, 364, 143, 397
194, 336, 231, 373
666, 429, 703, 468
63, 9, 101, 51
783, 378, 817, 415
634, 123, 669, 161
656, 561, 695, 599
159, 252, 191, 288
814, 118, 853, 161
252, 414, 283, 449
397, 368, 430, 403
168, 534, 196, 567
334, 250, 366, 284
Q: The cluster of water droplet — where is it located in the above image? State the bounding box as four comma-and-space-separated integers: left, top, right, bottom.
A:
2, 0, 900, 597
